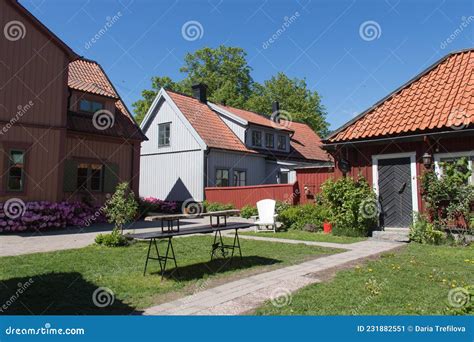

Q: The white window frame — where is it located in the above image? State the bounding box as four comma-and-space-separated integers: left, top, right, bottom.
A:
158, 122, 171, 147
434, 151, 474, 184
371, 152, 419, 215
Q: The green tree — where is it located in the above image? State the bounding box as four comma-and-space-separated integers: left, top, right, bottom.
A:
245, 73, 328, 136
132, 46, 253, 123
104, 182, 138, 234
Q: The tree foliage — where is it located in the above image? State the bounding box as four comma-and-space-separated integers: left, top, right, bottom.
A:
132, 45, 328, 135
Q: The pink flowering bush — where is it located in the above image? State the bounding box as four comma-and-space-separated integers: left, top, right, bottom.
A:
138, 197, 178, 217
0, 201, 107, 233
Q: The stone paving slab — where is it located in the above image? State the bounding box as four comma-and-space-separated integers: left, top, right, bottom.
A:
143, 240, 403, 315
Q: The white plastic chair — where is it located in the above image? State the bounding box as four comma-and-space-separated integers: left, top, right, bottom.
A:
252, 199, 277, 233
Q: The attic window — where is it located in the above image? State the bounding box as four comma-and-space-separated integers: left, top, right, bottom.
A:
158, 123, 171, 147
252, 130, 262, 147
79, 99, 104, 113
277, 135, 287, 150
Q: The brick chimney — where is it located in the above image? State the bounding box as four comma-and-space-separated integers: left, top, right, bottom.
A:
191, 83, 207, 103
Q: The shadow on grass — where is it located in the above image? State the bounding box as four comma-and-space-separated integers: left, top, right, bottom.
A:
148, 255, 282, 281
0, 272, 140, 315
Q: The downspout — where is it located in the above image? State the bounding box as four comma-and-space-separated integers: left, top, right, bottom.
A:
203, 147, 210, 201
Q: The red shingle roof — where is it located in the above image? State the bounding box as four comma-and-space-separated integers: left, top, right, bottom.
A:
67, 59, 146, 140
167, 91, 256, 153
218, 104, 293, 132
328, 49, 474, 143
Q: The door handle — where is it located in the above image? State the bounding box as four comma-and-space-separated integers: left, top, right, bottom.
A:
398, 182, 406, 193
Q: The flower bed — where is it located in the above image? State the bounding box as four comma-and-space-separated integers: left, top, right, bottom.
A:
0, 201, 107, 233
138, 197, 178, 217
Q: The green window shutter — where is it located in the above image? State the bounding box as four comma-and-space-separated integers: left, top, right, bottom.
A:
103, 163, 119, 193
63, 159, 78, 192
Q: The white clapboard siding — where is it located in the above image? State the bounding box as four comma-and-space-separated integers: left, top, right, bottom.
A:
219, 116, 246, 142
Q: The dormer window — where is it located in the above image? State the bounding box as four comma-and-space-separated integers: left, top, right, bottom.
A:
265, 133, 274, 148
277, 135, 287, 150
79, 99, 104, 113
252, 130, 262, 147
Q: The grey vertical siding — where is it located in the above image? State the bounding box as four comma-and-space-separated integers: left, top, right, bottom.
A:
140, 97, 205, 201
207, 150, 267, 187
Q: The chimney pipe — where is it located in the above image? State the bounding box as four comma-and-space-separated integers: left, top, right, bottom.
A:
271, 101, 280, 123
192, 83, 207, 103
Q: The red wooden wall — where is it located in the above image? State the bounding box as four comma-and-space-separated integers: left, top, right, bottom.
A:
296, 167, 334, 204
205, 183, 299, 209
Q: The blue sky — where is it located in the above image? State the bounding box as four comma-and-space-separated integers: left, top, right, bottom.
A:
23, 0, 473, 130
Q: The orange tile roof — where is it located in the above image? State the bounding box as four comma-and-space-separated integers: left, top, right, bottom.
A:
328, 49, 474, 143
218, 104, 293, 132
167, 91, 256, 153
67, 59, 146, 140
282, 120, 332, 162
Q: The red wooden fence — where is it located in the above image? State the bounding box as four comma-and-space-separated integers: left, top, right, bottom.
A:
205, 183, 299, 209
205, 166, 334, 208
296, 166, 334, 204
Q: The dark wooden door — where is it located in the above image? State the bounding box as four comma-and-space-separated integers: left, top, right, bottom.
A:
378, 157, 413, 228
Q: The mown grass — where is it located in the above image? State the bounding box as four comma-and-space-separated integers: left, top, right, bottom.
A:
0, 235, 339, 315
255, 243, 473, 315
242, 230, 366, 244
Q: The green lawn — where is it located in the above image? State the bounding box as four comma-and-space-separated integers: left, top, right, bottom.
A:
242, 230, 366, 244
0, 236, 339, 315
255, 243, 473, 315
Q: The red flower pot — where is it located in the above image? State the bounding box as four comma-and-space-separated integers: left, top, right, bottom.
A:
323, 222, 332, 234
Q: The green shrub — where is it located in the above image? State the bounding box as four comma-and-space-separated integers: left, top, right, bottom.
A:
240, 205, 258, 219
278, 204, 330, 231
409, 214, 446, 245
275, 201, 291, 214
95, 230, 129, 247
202, 201, 234, 212
104, 182, 138, 234
321, 176, 377, 237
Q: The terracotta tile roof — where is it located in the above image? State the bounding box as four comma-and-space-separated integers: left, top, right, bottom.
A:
282, 120, 332, 162
218, 104, 293, 132
67, 59, 146, 141
216, 104, 329, 162
328, 49, 474, 143
166, 91, 256, 153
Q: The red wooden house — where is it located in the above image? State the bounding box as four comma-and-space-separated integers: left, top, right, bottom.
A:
324, 48, 474, 229
0, 0, 146, 205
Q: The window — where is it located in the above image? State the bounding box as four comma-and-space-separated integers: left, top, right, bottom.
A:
7, 150, 25, 191
265, 133, 274, 148
252, 130, 262, 147
277, 135, 287, 150
158, 123, 171, 147
77, 163, 104, 191
279, 172, 289, 184
215, 169, 229, 187
79, 99, 104, 113
234, 170, 246, 186
435, 153, 474, 184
